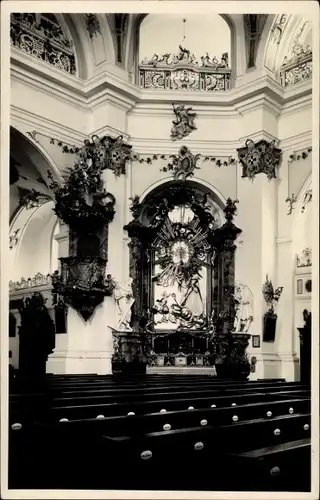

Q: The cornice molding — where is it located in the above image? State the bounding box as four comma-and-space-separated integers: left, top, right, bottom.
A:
128, 137, 241, 156
10, 53, 312, 132
279, 131, 312, 151
11, 106, 88, 144
238, 130, 280, 146
276, 237, 293, 246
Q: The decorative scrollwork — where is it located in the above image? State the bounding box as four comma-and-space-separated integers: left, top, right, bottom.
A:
301, 188, 312, 213
280, 42, 312, 87
18, 187, 52, 210
10, 13, 76, 75
271, 14, 288, 44
139, 45, 230, 92
161, 146, 201, 181
9, 229, 20, 250
285, 193, 298, 215
237, 139, 282, 181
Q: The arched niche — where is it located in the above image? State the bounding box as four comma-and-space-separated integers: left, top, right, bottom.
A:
129, 14, 241, 87
10, 13, 79, 76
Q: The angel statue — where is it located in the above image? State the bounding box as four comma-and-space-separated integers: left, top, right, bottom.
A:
170, 104, 197, 141
113, 277, 135, 331
232, 282, 254, 333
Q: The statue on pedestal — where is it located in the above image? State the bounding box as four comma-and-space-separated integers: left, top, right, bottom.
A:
113, 277, 135, 331
232, 282, 254, 333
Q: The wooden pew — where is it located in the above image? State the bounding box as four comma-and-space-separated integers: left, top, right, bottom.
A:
13, 411, 310, 490
227, 438, 311, 491
9, 387, 310, 425
34, 397, 310, 438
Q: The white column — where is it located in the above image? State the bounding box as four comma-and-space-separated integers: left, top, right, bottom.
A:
235, 173, 282, 379
46, 299, 116, 375
275, 151, 300, 380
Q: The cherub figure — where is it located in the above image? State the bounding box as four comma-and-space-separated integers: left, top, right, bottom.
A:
170, 104, 197, 141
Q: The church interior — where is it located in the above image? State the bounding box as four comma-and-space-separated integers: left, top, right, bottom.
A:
6, 10, 316, 494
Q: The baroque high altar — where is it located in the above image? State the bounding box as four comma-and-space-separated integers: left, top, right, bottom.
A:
43, 134, 283, 380
8, 12, 313, 382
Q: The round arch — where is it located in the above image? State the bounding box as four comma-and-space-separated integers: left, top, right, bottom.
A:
129, 13, 239, 86
10, 126, 63, 190
262, 14, 312, 79
139, 176, 227, 210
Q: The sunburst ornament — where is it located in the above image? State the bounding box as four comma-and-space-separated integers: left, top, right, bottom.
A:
152, 206, 211, 287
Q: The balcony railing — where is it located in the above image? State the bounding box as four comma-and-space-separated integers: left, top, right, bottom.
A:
139, 46, 231, 92
280, 43, 312, 88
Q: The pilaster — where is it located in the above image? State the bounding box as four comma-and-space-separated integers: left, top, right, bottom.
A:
235, 140, 282, 379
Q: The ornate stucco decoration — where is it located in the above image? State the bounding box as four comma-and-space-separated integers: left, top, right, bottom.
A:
285, 147, 312, 215
280, 41, 312, 87
160, 146, 201, 181
85, 14, 101, 38
171, 104, 197, 141
139, 45, 230, 92
297, 248, 312, 268
9, 229, 20, 250
27, 131, 132, 178
285, 193, 298, 216
237, 139, 282, 181
10, 13, 76, 75
18, 187, 52, 210
270, 14, 288, 44
77, 135, 132, 177
301, 188, 312, 213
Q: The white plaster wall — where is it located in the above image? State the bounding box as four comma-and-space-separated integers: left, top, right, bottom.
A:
13, 202, 57, 280
11, 78, 89, 135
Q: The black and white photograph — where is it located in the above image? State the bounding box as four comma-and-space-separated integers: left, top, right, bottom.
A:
1, 2, 319, 498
